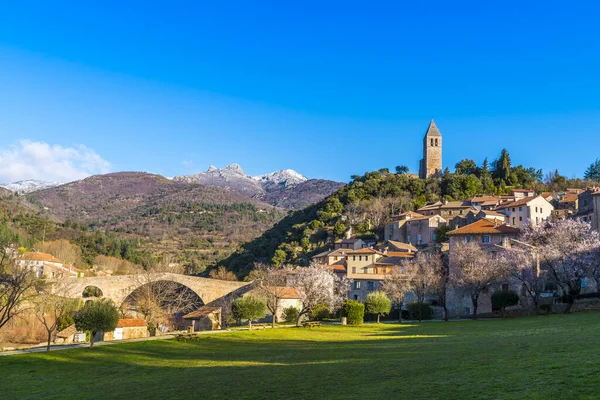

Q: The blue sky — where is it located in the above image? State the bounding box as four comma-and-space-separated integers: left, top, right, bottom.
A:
0, 1, 599, 183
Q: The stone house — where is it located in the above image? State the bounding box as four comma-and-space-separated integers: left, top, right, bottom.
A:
334, 238, 365, 250
54, 325, 86, 344
495, 195, 554, 228
384, 211, 423, 242
406, 214, 447, 248
346, 248, 412, 301
103, 319, 149, 341
450, 210, 507, 230
18, 252, 82, 279
577, 188, 600, 224
418, 200, 475, 220
446, 219, 520, 252
183, 306, 222, 331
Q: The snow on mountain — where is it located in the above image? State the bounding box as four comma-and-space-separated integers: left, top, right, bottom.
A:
1, 180, 62, 194
252, 169, 307, 187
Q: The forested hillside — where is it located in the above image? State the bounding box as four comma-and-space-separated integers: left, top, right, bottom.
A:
25, 172, 285, 273
222, 149, 599, 277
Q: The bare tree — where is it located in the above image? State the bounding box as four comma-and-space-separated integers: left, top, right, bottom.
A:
498, 243, 544, 314
124, 266, 201, 328
381, 253, 444, 322
450, 242, 505, 319
385, 195, 413, 217
34, 280, 81, 352
521, 219, 600, 312
209, 266, 238, 282
344, 200, 364, 225
247, 263, 287, 328
381, 268, 408, 322
289, 265, 349, 327
0, 248, 39, 330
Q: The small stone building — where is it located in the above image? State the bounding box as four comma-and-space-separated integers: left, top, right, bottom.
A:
103, 319, 149, 341
182, 306, 222, 331
54, 325, 86, 344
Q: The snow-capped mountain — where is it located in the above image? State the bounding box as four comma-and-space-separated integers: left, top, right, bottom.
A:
173, 164, 342, 209
252, 169, 307, 187
1, 180, 62, 194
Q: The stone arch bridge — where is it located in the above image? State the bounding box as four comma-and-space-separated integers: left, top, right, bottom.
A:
63, 273, 251, 306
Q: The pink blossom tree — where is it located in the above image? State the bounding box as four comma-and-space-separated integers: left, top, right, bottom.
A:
450, 242, 506, 319
520, 219, 600, 312
289, 265, 350, 326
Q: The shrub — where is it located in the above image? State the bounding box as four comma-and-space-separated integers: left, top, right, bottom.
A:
407, 302, 433, 321
231, 296, 267, 330
74, 299, 120, 349
492, 290, 520, 316
310, 304, 331, 321
364, 291, 392, 323
282, 306, 300, 323
342, 300, 365, 325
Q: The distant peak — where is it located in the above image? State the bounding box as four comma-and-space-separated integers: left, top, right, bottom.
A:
224, 164, 244, 173
207, 165, 217, 172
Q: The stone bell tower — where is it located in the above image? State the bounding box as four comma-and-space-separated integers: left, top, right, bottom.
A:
419, 120, 442, 179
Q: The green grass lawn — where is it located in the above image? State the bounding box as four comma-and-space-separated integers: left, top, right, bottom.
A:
3, 313, 600, 399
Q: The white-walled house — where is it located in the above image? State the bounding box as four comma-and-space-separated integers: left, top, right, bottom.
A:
495, 195, 554, 228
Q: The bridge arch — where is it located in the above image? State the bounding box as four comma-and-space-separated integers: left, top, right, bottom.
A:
63, 272, 250, 308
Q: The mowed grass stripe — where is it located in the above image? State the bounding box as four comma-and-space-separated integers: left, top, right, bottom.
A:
2, 313, 600, 399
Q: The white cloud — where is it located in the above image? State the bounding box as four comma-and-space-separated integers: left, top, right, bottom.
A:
0, 140, 111, 183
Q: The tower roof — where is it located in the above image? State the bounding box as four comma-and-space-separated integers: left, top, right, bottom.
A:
424, 119, 441, 137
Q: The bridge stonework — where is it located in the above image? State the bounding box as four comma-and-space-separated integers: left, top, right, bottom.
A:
64, 273, 250, 306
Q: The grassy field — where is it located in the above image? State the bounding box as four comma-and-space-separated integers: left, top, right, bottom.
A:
2, 313, 600, 399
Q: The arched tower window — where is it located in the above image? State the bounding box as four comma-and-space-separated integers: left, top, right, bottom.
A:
435, 138, 439, 146
430, 138, 434, 147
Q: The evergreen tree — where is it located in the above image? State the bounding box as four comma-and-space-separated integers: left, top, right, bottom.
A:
584, 159, 600, 181
493, 149, 512, 182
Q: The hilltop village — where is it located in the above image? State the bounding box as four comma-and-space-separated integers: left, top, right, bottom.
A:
309, 121, 600, 317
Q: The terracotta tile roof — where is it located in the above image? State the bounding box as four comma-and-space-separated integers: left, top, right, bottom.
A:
512, 189, 535, 193
408, 215, 440, 222
376, 256, 409, 266
417, 201, 443, 211
495, 196, 542, 210
329, 264, 347, 273
559, 194, 578, 203
21, 252, 63, 263
385, 252, 416, 258
447, 219, 520, 236
386, 240, 418, 252
396, 211, 424, 218
471, 196, 498, 203
183, 306, 221, 320
116, 318, 147, 328
346, 248, 385, 255
440, 201, 472, 209
272, 287, 302, 299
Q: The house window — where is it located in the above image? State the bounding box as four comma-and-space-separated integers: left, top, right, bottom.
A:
540, 208, 543, 213
352, 267, 356, 274
353, 256, 356, 261
512, 208, 516, 212
512, 217, 516, 225
368, 281, 374, 291
466, 236, 472, 243
354, 281, 361, 289
535, 207, 538, 213
482, 235, 491, 243
433, 233, 437, 241
359, 256, 362, 261
407, 235, 411, 243
519, 216, 523, 222
519, 207, 523, 212
365, 256, 369, 261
